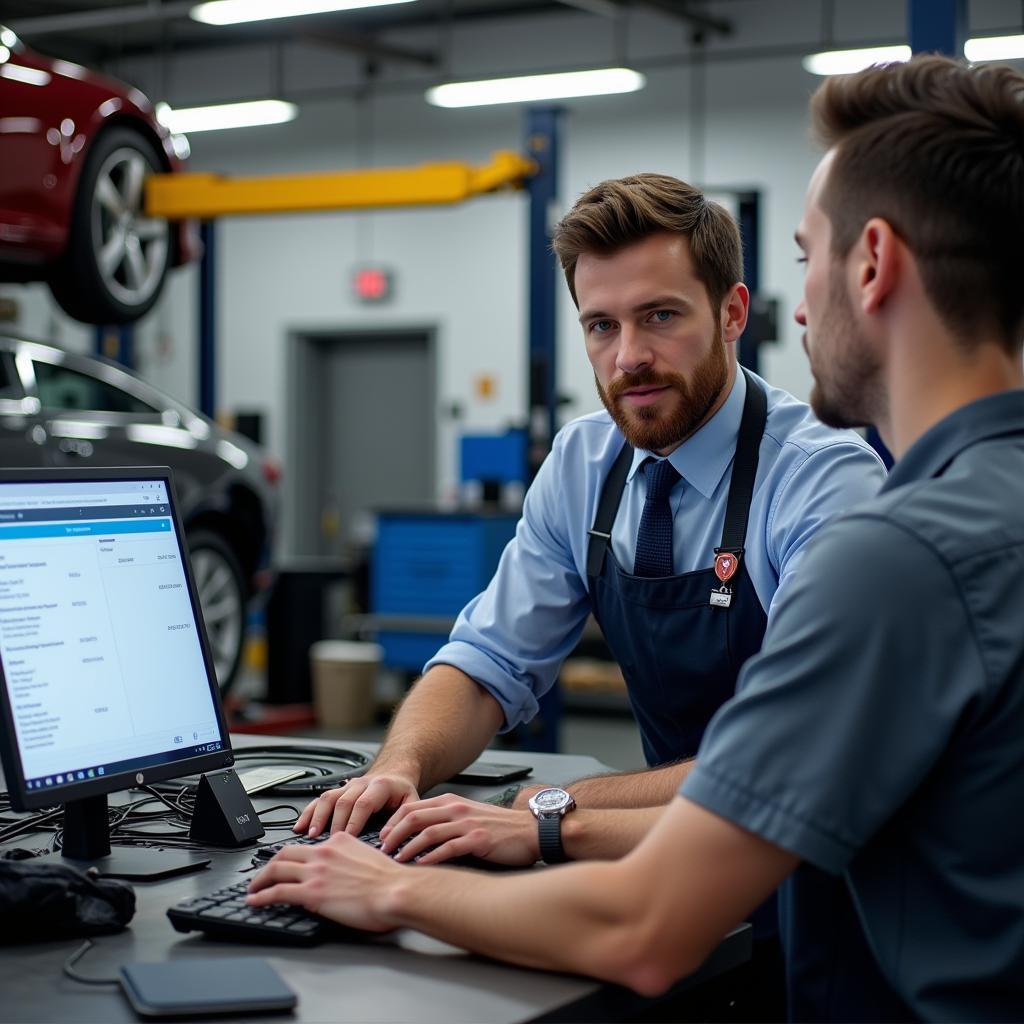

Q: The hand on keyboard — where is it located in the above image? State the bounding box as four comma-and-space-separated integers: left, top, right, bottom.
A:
252, 827, 397, 866
246, 831, 405, 934
378, 794, 539, 867
294, 773, 419, 839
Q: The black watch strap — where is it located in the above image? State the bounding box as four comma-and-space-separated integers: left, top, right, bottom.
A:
538, 815, 567, 864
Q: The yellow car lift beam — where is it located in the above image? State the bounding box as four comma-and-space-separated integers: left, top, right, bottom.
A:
145, 149, 537, 219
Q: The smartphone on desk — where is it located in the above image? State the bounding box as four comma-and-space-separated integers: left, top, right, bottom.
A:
450, 761, 533, 785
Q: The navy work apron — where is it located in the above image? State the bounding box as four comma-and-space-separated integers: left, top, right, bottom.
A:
584, 368, 783, 1012
585, 368, 769, 766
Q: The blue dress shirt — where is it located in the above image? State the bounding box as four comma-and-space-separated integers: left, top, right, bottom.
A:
425, 369, 887, 730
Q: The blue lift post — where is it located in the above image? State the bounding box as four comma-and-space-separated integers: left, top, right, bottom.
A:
736, 191, 761, 375
94, 323, 134, 368
522, 105, 562, 753
198, 220, 217, 418
525, 106, 562, 483
909, 0, 966, 56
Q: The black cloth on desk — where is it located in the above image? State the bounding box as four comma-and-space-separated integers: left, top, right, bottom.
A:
0, 860, 135, 940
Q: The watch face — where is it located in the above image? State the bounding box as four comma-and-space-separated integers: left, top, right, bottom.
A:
531, 787, 571, 813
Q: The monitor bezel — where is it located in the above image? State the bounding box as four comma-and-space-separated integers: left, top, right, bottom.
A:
0, 465, 234, 813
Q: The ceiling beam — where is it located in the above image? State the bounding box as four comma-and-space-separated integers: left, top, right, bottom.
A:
9, 2, 194, 37
554, 0, 624, 16
554, 0, 731, 36
299, 28, 438, 67
639, 1, 731, 35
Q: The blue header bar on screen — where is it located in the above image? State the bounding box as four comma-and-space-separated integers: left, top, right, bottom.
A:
0, 519, 173, 540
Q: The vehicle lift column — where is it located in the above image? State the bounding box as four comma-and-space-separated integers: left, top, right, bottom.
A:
523, 106, 563, 753
199, 220, 216, 418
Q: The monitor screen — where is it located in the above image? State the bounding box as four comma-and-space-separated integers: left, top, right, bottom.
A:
0, 471, 230, 812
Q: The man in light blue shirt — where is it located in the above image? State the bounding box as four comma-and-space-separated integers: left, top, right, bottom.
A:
295, 174, 883, 860
423, 366, 877, 752
285, 173, 883, 1016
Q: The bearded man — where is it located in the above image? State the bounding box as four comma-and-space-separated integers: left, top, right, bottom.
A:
287, 173, 885, 1017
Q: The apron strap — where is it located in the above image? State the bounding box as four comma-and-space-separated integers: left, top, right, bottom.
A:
717, 368, 768, 555
586, 440, 632, 579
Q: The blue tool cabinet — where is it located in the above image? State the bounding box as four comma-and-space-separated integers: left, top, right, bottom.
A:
371, 512, 519, 671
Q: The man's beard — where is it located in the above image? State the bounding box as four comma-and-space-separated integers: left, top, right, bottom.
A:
807, 263, 883, 430
597, 331, 729, 452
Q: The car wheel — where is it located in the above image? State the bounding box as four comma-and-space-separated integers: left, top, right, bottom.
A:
188, 529, 247, 693
49, 126, 171, 325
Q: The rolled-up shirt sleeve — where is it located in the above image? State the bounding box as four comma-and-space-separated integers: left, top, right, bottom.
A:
682, 512, 987, 874
424, 432, 593, 730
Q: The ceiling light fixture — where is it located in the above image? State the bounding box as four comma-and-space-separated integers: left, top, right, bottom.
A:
155, 99, 298, 133
426, 67, 646, 108
190, 0, 417, 26
802, 45, 912, 76
964, 34, 1024, 62
805, 35, 1024, 77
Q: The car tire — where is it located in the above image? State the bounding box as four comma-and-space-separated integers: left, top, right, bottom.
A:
49, 126, 171, 325
188, 529, 247, 694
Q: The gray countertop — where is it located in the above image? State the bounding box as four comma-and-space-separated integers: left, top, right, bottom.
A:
0, 739, 750, 1023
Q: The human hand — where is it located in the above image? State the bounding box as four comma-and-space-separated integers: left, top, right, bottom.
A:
246, 831, 404, 933
379, 793, 538, 866
293, 773, 420, 838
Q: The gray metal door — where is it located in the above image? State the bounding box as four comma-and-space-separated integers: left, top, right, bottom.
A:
289, 329, 437, 557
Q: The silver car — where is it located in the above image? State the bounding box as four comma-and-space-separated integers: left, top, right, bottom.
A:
0, 332, 279, 691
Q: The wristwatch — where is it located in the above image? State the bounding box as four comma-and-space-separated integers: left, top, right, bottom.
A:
528, 787, 576, 864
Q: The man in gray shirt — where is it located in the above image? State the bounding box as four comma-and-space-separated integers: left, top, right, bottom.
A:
249, 55, 1024, 1021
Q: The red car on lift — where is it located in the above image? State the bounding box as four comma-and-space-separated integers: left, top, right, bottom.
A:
0, 24, 198, 324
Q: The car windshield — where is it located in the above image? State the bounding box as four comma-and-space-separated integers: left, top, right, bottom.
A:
32, 360, 158, 415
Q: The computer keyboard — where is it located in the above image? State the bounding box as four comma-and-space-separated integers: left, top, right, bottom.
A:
169, 828, 512, 945
169, 831, 390, 944
167, 879, 344, 945
250, 828, 386, 864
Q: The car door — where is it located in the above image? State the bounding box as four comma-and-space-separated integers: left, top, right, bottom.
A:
0, 28, 67, 260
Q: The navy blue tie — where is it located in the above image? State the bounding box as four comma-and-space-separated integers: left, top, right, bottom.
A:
633, 458, 680, 578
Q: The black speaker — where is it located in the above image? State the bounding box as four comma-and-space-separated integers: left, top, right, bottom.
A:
188, 769, 264, 847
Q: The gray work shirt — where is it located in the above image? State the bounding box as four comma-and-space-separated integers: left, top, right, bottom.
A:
683, 390, 1024, 1022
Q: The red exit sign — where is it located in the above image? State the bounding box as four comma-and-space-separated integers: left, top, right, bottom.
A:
353, 266, 393, 303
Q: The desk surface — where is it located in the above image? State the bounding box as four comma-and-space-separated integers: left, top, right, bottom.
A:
1, 739, 750, 1023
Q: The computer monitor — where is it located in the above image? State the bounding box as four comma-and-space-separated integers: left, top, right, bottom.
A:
0, 467, 234, 879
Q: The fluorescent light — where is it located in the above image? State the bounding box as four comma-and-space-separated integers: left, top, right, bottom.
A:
802, 45, 911, 76
965, 34, 1024, 62
0, 63, 52, 86
155, 99, 297, 133
426, 68, 646, 108
191, 0, 416, 25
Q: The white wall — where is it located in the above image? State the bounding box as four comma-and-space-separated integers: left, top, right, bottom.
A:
6, 0, 1022, 512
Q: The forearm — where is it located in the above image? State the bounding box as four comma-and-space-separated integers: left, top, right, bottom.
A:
517, 759, 696, 810
381, 859, 670, 991
370, 664, 504, 791
561, 806, 667, 860
378, 794, 779, 995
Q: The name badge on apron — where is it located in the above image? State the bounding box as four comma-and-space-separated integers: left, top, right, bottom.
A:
711, 549, 741, 608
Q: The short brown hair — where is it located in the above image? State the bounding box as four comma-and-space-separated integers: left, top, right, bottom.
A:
551, 173, 743, 313
811, 55, 1024, 348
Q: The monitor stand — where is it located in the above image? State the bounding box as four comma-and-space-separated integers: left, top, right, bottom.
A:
41, 794, 211, 882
